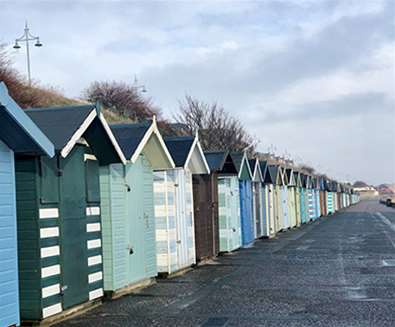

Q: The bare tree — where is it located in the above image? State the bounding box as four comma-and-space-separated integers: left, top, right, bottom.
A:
174, 95, 257, 152
84, 80, 162, 122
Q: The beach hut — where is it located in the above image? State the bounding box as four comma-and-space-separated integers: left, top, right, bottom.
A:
261, 161, 276, 238
320, 177, 327, 216
192, 147, 219, 262
230, 152, 254, 247
299, 174, 309, 224
294, 171, 302, 227
100, 118, 174, 296
154, 135, 210, 274
285, 168, 297, 228
267, 165, 284, 233
280, 167, 290, 230
313, 176, 321, 218
249, 158, 265, 239
326, 180, 335, 214
205, 151, 241, 252
0, 83, 54, 327
16, 103, 124, 322
306, 175, 317, 221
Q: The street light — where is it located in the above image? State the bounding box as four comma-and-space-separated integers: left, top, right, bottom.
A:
133, 75, 147, 93
13, 21, 43, 85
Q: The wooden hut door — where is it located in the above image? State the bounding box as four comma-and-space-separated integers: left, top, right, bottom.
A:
193, 175, 210, 260
126, 158, 147, 283
60, 146, 89, 309
253, 183, 261, 238
174, 170, 195, 270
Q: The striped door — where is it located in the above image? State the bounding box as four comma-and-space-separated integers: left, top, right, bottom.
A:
307, 190, 315, 221
154, 171, 177, 273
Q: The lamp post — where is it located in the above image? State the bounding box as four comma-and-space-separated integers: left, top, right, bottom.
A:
13, 21, 43, 85
132, 75, 147, 93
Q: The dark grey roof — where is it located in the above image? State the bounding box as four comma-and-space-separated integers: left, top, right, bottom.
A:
205, 151, 227, 171
111, 122, 151, 159
26, 105, 93, 151
204, 151, 237, 174
26, 104, 123, 165
164, 136, 194, 167
259, 160, 268, 179
230, 152, 244, 173
267, 165, 280, 185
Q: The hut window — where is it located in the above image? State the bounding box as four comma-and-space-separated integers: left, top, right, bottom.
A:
85, 158, 100, 203
40, 157, 60, 204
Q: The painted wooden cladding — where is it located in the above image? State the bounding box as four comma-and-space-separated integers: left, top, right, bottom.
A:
262, 184, 275, 237
281, 186, 289, 229
15, 145, 104, 322
294, 188, 302, 227
240, 180, 254, 246
299, 188, 308, 224
218, 176, 241, 252
287, 187, 297, 228
100, 164, 127, 291
154, 169, 196, 274
326, 192, 335, 214
154, 170, 178, 273
314, 190, 321, 218
252, 182, 263, 238
193, 173, 219, 261
307, 190, 316, 221
101, 155, 157, 292
273, 185, 283, 233
0, 140, 20, 327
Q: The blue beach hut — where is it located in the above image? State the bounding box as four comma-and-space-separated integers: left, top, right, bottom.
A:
0, 83, 54, 327
230, 152, 254, 247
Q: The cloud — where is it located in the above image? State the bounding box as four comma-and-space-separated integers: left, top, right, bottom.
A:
1, 0, 394, 184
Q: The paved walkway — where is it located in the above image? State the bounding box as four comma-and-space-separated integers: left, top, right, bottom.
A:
56, 200, 395, 327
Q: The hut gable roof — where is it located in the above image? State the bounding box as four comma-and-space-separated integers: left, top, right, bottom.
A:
111, 118, 174, 169
0, 82, 54, 156
26, 104, 125, 164
249, 159, 263, 182
280, 166, 288, 185
259, 160, 268, 183
164, 135, 210, 174
286, 168, 296, 186
268, 165, 283, 185
204, 151, 238, 174
230, 152, 252, 180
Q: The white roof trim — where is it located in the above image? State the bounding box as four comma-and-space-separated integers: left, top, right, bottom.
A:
61, 109, 97, 158
184, 134, 210, 174
255, 160, 264, 182
98, 112, 127, 164
238, 152, 253, 179
130, 117, 175, 168
60, 108, 126, 163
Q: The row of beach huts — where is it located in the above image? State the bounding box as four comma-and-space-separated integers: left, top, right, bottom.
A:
0, 81, 359, 326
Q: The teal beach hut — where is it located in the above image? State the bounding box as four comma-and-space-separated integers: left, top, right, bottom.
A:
0, 83, 54, 327
16, 103, 124, 322
100, 118, 175, 296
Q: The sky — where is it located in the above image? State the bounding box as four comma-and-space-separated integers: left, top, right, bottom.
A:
1, 0, 394, 185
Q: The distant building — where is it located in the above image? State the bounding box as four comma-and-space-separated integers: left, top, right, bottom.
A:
354, 186, 379, 199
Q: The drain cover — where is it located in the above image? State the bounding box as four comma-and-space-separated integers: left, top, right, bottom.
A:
202, 317, 229, 326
